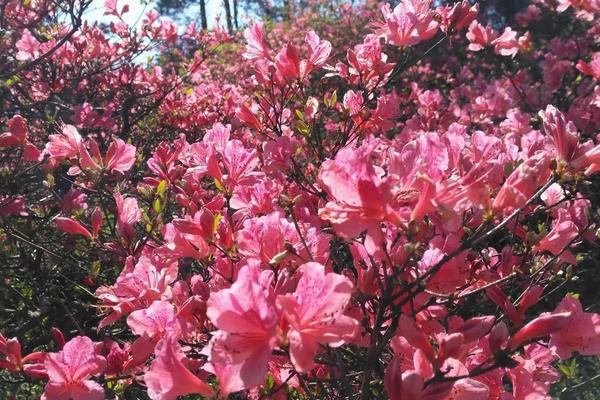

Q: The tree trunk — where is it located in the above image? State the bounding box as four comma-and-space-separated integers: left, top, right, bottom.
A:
233, 0, 239, 30
200, 0, 207, 30
223, 0, 233, 34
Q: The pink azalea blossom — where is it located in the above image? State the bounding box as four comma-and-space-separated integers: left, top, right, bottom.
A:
277, 262, 359, 372
492, 27, 520, 57
145, 335, 213, 400
44, 125, 82, 161
534, 209, 580, 264
95, 256, 178, 329
205, 262, 279, 393
54, 217, 92, 239
42, 336, 106, 400
576, 52, 600, 80
549, 295, 600, 359
379, 0, 439, 48
318, 145, 402, 255
79, 138, 136, 174
466, 21, 497, 52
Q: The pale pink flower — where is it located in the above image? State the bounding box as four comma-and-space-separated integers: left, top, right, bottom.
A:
305, 31, 332, 71
277, 262, 359, 372
15, 30, 40, 61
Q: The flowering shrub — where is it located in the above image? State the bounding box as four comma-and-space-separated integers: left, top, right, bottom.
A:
2, 0, 600, 399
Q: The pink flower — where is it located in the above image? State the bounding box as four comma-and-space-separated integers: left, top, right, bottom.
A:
44, 125, 82, 161
42, 336, 106, 400
538, 104, 600, 175
114, 193, 141, 246
509, 312, 572, 349
15, 30, 40, 61
549, 295, 600, 359
384, 364, 424, 400
205, 263, 279, 393
0, 334, 47, 379
275, 43, 301, 81
534, 209, 580, 264
318, 146, 401, 255
145, 336, 213, 400
54, 217, 92, 239
277, 262, 359, 372
379, 0, 439, 48
127, 300, 180, 339
539, 105, 580, 163
577, 52, 600, 80
492, 152, 552, 213
79, 138, 136, 174
305, 31, 332, 72
243, 22, 271, 60
95, 256, 179, 329
492, 27, 520, 57
466, 21, 497, 52
0, 115, 28, 148
437, 1, 478, 33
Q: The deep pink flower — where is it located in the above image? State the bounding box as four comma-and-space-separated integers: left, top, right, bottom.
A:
492, 152, 552, 213
95, 256, 179, 329
79, 138, 136, 174
534, 209, 580, 264
114, 193, 141, 245
127, 300, 180, 339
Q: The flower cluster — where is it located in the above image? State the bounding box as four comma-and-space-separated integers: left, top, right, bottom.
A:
1, 0, 600, 399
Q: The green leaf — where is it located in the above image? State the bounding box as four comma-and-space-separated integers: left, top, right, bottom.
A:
152, 197, 162, 213
269, 250, 288, 266
214, 178, 225, 192
90, 261, 101, 279
156, 180, 168, 197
